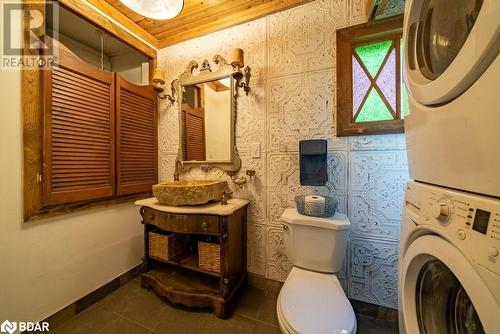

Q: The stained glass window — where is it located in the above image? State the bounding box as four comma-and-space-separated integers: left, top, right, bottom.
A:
351, 38, 409, 123
336, 17, 405, 137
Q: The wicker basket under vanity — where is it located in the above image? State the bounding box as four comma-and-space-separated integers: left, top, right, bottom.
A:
149, 231, 187, 261
198, 242, 221, 273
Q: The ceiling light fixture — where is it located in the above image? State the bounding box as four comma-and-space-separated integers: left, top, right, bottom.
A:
119, 0, 184, 20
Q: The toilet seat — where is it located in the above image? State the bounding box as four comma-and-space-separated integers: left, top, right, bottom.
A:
277, 267, 356, 334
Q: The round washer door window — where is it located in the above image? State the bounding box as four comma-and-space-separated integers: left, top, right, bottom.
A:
416, 259, 484, 334
417, 0, 484, 80
403, 0, 499, 105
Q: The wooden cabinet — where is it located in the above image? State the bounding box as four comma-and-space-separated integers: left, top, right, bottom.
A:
139, 201, 249, 319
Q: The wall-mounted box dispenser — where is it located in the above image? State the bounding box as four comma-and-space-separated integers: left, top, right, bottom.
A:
299, 140, 328, 186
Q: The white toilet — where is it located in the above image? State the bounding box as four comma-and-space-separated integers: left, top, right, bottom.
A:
277, 208, 356, 334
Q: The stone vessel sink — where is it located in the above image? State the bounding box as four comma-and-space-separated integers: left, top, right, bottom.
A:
152, 180, 230, 206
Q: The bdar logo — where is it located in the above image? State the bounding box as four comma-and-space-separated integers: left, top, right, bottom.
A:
0, 320, 17, 334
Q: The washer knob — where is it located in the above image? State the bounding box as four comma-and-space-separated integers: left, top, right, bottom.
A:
431, 198, 454, 224
457, 230, 466, 240
488, 247, 499, 257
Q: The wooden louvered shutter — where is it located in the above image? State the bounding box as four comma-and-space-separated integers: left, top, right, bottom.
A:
116, 75, 157, 195
43, 43, 115, 205
181, 110, 188, 159
182, 105, 206, 161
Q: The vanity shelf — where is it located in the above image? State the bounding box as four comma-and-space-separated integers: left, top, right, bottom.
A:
150, 251, 221, 278
137, 198, 249, 319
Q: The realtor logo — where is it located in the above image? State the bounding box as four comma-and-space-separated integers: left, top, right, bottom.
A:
1, 1, 59, 70
0, 320, 49, 333
0, 320, 16, 334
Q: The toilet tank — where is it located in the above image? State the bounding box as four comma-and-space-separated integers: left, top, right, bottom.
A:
280, 208, 350, 273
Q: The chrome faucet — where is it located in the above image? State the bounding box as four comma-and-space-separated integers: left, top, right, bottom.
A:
173, 160, 183, 181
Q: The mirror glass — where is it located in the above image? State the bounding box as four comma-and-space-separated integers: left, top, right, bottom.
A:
180, 77, 232, 162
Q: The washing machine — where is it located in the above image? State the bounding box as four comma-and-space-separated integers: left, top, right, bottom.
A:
403, 0, 500, 198
399, 181, 500, 333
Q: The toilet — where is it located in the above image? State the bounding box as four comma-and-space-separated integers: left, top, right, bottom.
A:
277, 208, 356, 334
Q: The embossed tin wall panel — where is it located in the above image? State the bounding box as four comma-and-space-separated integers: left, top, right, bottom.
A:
348, 237, 399, 308
158, 0, 408, 309
349, 150, 409, 240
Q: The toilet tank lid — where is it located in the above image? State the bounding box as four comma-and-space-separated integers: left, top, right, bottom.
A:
280, 208, 350, 230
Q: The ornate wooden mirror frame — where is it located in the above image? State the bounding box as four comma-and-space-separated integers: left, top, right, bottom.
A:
175, 55, 242, 172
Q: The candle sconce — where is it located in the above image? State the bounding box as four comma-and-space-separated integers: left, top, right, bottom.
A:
152, 68, 177, 103
230, 48, 251, 96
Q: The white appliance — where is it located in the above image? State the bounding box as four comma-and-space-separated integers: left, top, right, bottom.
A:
399, 181, 500, 333
403, 0, 500, 197
277, 209, 356, 334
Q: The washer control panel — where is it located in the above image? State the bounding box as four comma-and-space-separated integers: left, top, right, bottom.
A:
430, 197, 454, 224
405, 181, 500, 276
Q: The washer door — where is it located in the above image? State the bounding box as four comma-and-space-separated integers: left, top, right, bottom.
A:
401, 235, 499, 334
403, 0, 500, 105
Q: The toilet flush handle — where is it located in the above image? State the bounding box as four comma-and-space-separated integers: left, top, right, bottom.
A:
280, 223, 289, 231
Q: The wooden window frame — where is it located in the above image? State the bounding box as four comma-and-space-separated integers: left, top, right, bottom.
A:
336, 16, 405, 137
22, 1, 158, 222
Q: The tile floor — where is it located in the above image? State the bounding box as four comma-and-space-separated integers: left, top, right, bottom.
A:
52, 278, 399, 334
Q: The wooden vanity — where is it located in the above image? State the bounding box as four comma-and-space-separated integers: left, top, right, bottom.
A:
136, 198, 249, 319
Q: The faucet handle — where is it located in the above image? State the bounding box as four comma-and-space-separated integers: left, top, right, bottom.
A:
221, 191, 233, 206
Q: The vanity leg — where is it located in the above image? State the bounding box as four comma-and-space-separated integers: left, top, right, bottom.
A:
213, 300, 228, 319
142, 220, 150, 274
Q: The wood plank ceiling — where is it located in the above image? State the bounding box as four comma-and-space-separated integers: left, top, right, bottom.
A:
102, 0, 313, 48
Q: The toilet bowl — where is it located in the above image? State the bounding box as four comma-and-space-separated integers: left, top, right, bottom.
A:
277, 208, 356, 334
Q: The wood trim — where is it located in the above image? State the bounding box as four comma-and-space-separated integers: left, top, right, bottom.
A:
23, 1, 45, 221
157, 0, 314, 48
85, 0, 160, 48
148, 58, 157, 86
336, 16, 405, 137
58, 0, 158, 58
27, 192, 153, 222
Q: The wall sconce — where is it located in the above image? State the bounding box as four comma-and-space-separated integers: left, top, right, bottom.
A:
231, 48, 251, 96
152, 68, 176, 103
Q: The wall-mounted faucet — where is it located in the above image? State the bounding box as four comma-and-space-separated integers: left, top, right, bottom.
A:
173, 160, 183, 181
226, 170, 256, 188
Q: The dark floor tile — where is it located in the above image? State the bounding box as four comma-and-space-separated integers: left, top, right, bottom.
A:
96, 278, 144, 314
119, 290, 170, 330
357, 314, 399, 334
248, 274, 284, 294
96, 316, 152, 334
256, 291, 279, 327
234, 286, 267, 319
253, 320, 281, 334
52, 303, 120, 334
351, 299, 399, 322
53, 279, 402, 334
202, 314, 279, 334
154, 304, 213, 334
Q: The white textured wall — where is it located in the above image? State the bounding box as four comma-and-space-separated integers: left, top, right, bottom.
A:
158, 0, 408, 308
